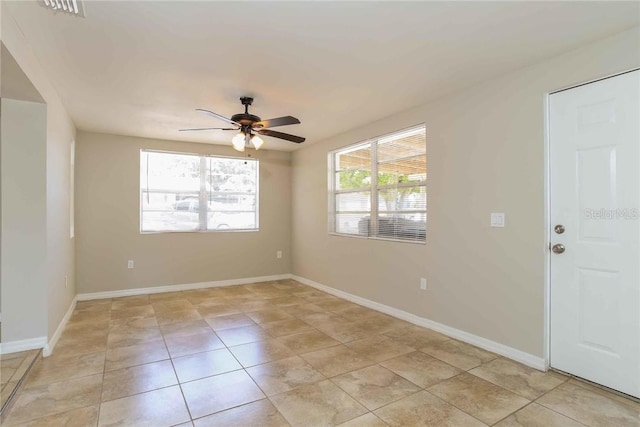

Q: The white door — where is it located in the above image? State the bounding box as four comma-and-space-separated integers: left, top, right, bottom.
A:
550, 70, 640, 398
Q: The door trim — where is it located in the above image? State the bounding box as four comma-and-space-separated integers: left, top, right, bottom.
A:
543, 91, 551, 370
550, 68, 640, 95
544, 67, 640, 371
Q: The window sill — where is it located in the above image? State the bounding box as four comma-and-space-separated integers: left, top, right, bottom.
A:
328, 232, 426, 245
140, 228, 259, 235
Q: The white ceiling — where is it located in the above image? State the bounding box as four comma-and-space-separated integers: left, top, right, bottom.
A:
5, 1, 639, 151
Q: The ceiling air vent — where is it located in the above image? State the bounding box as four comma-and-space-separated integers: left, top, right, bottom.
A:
42, 0, 86, 17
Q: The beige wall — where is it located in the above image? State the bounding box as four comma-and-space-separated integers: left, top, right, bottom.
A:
75, 132, 291, 294
2, 6, 77, 342
291, 27, 640, 358
0, 98, 48, 342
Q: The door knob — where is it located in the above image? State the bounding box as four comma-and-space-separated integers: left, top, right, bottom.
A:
552, 244, 565, 254
554, 224, 565, 234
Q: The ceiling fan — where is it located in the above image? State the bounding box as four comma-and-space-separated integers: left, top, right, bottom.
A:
180, 96, 305, 151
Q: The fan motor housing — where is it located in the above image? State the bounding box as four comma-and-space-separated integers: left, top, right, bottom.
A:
230, 113, 261, 126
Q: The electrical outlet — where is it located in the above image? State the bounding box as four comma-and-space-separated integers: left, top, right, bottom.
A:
491, 212, 506, 227
277, 250, 283, 259
420, 277, 427, 291
127, 260, 134, 269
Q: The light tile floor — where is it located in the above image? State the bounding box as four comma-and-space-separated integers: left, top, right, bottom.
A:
3, 279, 640, 426
0, 349, 40, 416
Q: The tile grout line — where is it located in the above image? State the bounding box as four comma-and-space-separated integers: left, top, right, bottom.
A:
5, 292, 479, 425
418, 372, 492, 426
403, 349, 581, 426
235, 286, 353, 425
566, 374, 640, 405
463, 356, 567, 401
173, 288, 213, 424
227, 304, 322, 427
95, 303, 110, 427
0, 349, 42, 424
175, 286, 285, 424
530, 377, 594, 427
326, 369, 422, 415
183, 286, 493, 426
488, 401, 537, 426
163, 319, 196, 425
11, 280, 638, 426
417, 364, 526, 426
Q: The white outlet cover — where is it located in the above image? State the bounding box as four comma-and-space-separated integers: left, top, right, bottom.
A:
490, 212, 505, 227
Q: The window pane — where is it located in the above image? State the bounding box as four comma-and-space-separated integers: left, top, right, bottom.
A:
140, 192, 200, 232
376, 213, 426, 241
209, 194, 256, 212
207, 211, 257, 230
335, 143, 371, 171
209, 158, 257, 192
142, 212, 200, 232
329, 125, 426, 243
141, 151, 258, 232
377, 128, 426, 162
142, 151, 201, 192
206, 157, 258, 230
335, 213, 370, 236
141, 151, 201, 232
336, 192, 371, 212
335, 170, 371, 190
378, 155, 426, 185
142, 192, 199, 212
378, 186, 426, 211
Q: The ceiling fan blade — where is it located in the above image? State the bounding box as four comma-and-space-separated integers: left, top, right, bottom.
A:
196, 109, 241, 126
257, 129, 306, 143
179, 127, 238, 132
254, 116, 300, 128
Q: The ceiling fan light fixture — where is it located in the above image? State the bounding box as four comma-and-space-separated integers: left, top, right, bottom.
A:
231, 132, 246, 152
251, 134, 264, 150
184, 97, 305, 148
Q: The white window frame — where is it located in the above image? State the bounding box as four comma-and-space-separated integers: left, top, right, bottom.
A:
140, 149, 259, 234
70, 139, 75, 239
328, 124, 426, 244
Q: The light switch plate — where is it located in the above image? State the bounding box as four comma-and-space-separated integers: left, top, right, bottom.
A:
491, 212, 505, 227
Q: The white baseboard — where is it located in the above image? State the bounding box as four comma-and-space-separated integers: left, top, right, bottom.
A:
77, 274, 293, 301
43, 296, 77, 357
0, 336, 48, 355
292, 275, 547, 371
